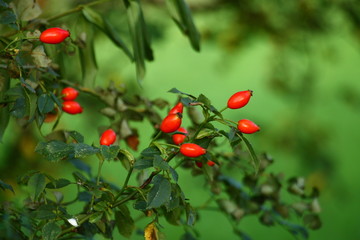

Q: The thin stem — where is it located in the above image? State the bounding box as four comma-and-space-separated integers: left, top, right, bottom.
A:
46, 0, 111, 22
149, 131, 162, 146
90, 154, 105, 210
59, 214, 92, 237
114, 166, 134, 201
219, 106, 228, 113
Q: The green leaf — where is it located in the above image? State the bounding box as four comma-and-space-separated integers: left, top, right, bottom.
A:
0, 10, 16, 25
50, 92, 62, 109
10, 97, 26, 118
237, 133, 260, 174
46, 178, 71, 189
124, 0, 154, 84
134, 157, 153, 170
73, 143, 99, 159
303, 214, 322, 230
0, 179, 14, 193
42, 222, 61, 240
141, 146, 161, 157
168, 88, 196, 99
185, 203, 196, 226
28, 173, 46, 201
147, 174, 171, 209
115, 205, 135, 238
89, 212, 103, 223
67, 131, 84, 143
82, 7, 133, 60
78, 23, 98, 87
101, 145, 120, 161
118, 149, 135, 170
153, 155, 169, 171
166, 0, 201, 51
37, 94, 55, 114
164, 207, 182, 226
35, 141, 73, 162
169, 167, 178, 182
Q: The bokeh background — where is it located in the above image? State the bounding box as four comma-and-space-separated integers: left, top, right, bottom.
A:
1, 0, 360, 239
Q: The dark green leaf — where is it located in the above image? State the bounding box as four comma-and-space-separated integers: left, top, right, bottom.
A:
28, 173, 46, 201
141, 146, 161, 157
133, 200, 147, 211
73, 171, 88, 183
0, 10, 16, 25
169, 167, 178, 182
197, 94, 211, 107
72, 143, 99, 159
50, 92, 62, 109
37, 94, 55, 114
67, 131, 84, 143
185, 203, 196, 226
0, 179, 14, 193
101, 145, 120, 161
134, 157, 153, 170
237, 133, 259, 174
78, 22, 98, 87
89, 212, 103, 223
115, 205, 135, 238
42, 222, 61, 240
82, 7, 133, 60
168, 88, 196, 99
35, 141, 73, 162
164, 207, 182, 226
46, 178, 71, 189
10, 97, 26, 118
35, 204, 58, 220
153, 155, 169, 171
124, 0, 153, 84
166, 0, 201, 51
147, 174, 171, 208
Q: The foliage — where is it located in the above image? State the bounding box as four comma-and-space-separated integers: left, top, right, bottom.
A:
0, 0, 322, 240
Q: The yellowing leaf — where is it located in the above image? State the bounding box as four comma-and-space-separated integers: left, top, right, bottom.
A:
144, 222, 158, 240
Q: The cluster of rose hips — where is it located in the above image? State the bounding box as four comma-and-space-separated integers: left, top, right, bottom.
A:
61, 87, 83, 114
160, 90, 260, 168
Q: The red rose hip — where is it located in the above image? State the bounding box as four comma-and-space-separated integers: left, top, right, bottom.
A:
237, 119, 260, 134
40, 27, 70, 44
172, 127, 188, 145
62, 101, 83, 114
169, 102, 184, 115
61, 87, 79, 101
160, 113, 182, 133
180, 143, 206, 158
100, 129, 117, 146
227, 90, 253, 109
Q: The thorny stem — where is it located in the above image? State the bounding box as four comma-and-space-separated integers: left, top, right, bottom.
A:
59, 214, 92, 237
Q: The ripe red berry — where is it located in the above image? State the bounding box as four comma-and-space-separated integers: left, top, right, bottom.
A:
227, 90, 253, 109
207, 160, 215, 166
195, 162, 203, 168
100, 129, 117, 146
172, 127, 188, 145
237, 119, 260, 134
160, 113, 182, 133
180, 143, 206, 158
61, 87, 79, 101
169, 102, 184, 115
62, 101, 83, 114
39, 27, 70, 44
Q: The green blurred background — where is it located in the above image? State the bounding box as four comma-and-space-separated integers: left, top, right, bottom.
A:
2, 0, 360, 239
